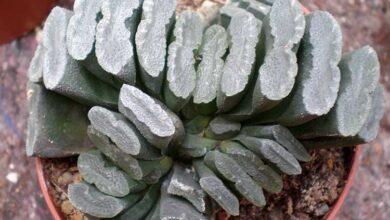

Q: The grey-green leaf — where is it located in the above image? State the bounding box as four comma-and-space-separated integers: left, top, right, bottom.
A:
193, 25, 228, 107
42, 7, 119, 109
118, 84, 180, 150
159, 178, 208, 220
116, 184, 161, 220
204, 151, 266, 207
135, 0, 176, 96
205, 116, 241, 140
276, 11, 343, 126
238, 0, 271, 20
178, 134, 218, 158
241, 125, 311, 161
87, 126, 171, 181
193, 160, 240, 216
301, 84, 384, 149
95, 0, 142, 84
292, 46, 380, 139
217, 10, 262, 112
78, 150, 141, 197
165, 11, 204, 112
88, 106, 160, 159
68, 182, 142, 218
66, 0, 103, 60
26, 83, 93, 158
219, 141, 282, 193
184, 115, 212, 134
167, 164, 207, 212
28, 42, 44, 83
235, 135, 302, 175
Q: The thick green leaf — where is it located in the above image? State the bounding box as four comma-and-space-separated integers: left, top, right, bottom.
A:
167, 163, 207, 212
292, 46, 380, 138
135, 0, 176, 96
88, 106, 160, 159
238, 0, 271, 20
28, 42, 44, 83
193, 25, 228, 109
241, 125, 311, 161
184, 116, 212, 134
68, 182, 142, 218
42, 7, 119, 109
26, 83, 93, 158
234, 135, 302, 175
78, 150, 143, 197
178, 134, 218, 158
204, 151, 266, 207
66, 0, 103, 60
226, 0, 305, 120
217, 9, 262, 112
219, 141, 282, 193
115, 184, 161, 220
158, 178, 208, 220
95, 0, 142, 84
205, 116, 241, 140
165, 11, 204, 112
119, 85, 184, 150
87, 126, 171, 181
192, 160, 239, 216
276, 11, 343, 126
301, 84, 385, 149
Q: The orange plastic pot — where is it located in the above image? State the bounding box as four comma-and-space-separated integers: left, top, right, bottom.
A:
0, 0, 55, 45
35, 146, 362, 220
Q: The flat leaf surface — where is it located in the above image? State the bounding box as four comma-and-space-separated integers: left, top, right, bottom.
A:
217, 10, 261, 112
119, 85, 176, 149
87, 126, 159, 181
205, 116, 241, 140
135, 0, 176, 96
192, 160, 240, 216
241, 125, 311, 161
235, 135, 302, 175
42, 7, 119, 109
167, 164, 207, 212
68, 182, 141, 218
193, 25, 228, 105
88, 106, 160, 159
95, 0, 140, 84
165, 11, 204, 111
28, 42, 44, 83
116, 184, 161, 220
204, 151, 266, 207
277, 11, 343, 126
178, 134, 218, 158
26, 83, 92, 158
159, 179, 207, 220
67, 0, 103, 60
78, 150, 134, 197
292, 46, 380, 138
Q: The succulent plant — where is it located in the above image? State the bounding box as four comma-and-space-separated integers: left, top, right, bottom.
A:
26, 0, 385, 219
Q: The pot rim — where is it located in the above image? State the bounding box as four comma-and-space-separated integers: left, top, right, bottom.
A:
35, 145, 362, 220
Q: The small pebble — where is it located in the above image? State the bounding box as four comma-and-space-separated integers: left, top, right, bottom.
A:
314, 203, 329, 216
61, 200, 74, 215
6, 172, 19, 183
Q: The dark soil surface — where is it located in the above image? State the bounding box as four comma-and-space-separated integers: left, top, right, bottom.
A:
0, 0, 389, 220
215, 148, 350, 220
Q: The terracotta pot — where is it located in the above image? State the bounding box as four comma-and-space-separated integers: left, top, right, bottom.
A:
35, 146, 362, 220
0, 0, 55, 45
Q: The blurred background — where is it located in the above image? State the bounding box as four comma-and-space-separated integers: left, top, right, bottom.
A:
0, 0, 388, 219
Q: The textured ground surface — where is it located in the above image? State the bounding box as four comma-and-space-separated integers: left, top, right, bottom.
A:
0, 0, 389, 219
